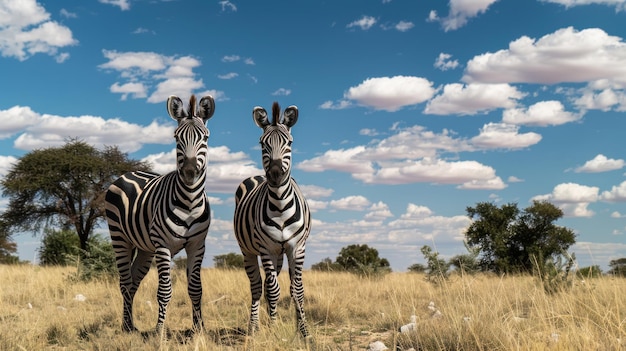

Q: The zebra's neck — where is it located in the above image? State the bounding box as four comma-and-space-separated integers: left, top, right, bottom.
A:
266, 177, 293, 201
172, 172, 207, 209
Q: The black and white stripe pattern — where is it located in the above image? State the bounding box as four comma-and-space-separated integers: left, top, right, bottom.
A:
105, 95, 215, 334
233, 102, 312, 338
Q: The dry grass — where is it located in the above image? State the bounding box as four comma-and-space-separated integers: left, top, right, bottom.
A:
0, 265, 624, 350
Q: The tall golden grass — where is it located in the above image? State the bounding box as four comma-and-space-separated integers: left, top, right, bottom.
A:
0, 264, 624, 350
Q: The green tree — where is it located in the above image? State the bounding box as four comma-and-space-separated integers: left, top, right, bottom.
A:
335, 244, 391, 276
0, 139, 150, 252
608, 258, 626, 277
465, 201, 576, 274
213, 252, 244, 269
421, 245, 449, 281
38, 228, 81, 266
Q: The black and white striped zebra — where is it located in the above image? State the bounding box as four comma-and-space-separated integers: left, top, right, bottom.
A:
105, 95, 215, 334
233, 102, 312, 338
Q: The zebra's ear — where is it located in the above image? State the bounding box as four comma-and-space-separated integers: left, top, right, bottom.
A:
283, 106, 298, 129
167, 95, 187, 121
198, 95, 215, 122
253, 106, 270, 129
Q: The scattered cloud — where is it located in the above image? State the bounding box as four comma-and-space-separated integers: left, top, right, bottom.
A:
99, 50, 223, 103
345, 76, 435, 112
319, 100, 352, 110
59, 9, 77, 18
540, 0, 626, 11
0, 0, 77, 61
434, 53, 459, 71
218, 72, 238, 80
575, 154, 625, 173
428, 0, 499, 32
330, 196, 371, 211
272, 88, 291, 96
222, 55, 240, 62
219, 1, 237, 12
99, 0, 130, 11
463, 27, 626, 85
297, 124, 505, 189
502, 100, 580, 126
395, 21, 414, 32
601, 180, 626, 202
533, 182, 600, 217
424, 83, 525, 115
470, 123, 541, 150
0, 105, 174, 153
0, 155, 17, 178
347, 15, 377, 30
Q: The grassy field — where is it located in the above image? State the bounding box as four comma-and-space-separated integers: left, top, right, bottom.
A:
0, 265, 624, 350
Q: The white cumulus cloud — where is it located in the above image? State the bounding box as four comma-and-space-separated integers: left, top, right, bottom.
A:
502, 100, 580, 126
425, 83, 525, 116
575, 154, 625, 173
345, 76, 435, 112
428, 0, 499, 32
0, 0, 77, 61
463, 27, 626, 85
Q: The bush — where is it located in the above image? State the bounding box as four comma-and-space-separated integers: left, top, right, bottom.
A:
421, 245, 449, 283
335, 244, 391, 277
533, 252, 575, 294
38, 228, 81, 266
213, 252, 244, 269
311, 257, 344, 272
407, 263, 426, 273
72, 235, 117, 282
577, 265, 602, 278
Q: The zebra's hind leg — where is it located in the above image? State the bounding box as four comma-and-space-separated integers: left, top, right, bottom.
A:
154, 247, 173, 336
262, 255, 282, 323
186, 243, 206, 331
244, 253, 262, 335
111, 235, 138, 332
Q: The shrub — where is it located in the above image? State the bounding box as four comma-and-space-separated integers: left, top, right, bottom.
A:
38, 228, 81, 266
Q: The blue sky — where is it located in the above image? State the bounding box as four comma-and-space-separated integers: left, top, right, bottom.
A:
1, 0, 626, 271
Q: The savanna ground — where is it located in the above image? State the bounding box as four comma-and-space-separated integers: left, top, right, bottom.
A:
0, 265, 624, 350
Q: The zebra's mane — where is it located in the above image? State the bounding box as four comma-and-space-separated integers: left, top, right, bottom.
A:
188, 95, 197, 117
272, 102, 280, 126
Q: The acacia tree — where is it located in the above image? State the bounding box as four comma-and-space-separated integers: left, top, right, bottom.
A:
0, 139, 151, 252
465, 200, 576, 274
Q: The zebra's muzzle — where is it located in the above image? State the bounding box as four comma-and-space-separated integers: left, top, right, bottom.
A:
180, 157, 200, 185
267, 161, 285, 186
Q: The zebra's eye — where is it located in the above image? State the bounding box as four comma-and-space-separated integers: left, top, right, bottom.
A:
203, 135, 208, 142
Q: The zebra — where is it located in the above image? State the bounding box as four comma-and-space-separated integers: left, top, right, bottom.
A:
233, 102, 312, 339
104, 94, 214, 334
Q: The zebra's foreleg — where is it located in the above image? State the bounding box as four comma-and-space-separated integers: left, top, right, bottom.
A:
244, 253, 262, 335
186, 244, 205, 331
288, 249, 309, 338
262, 255, 281, 323
155, 247, 173, 335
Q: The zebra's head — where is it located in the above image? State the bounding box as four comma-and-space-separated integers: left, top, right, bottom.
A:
167, 95, 215, 187
253, 102, 298, 187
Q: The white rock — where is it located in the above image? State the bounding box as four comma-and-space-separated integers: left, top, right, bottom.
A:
399, 322, 416, 333
368, 341, 388, 351
74, 294, 86, 302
